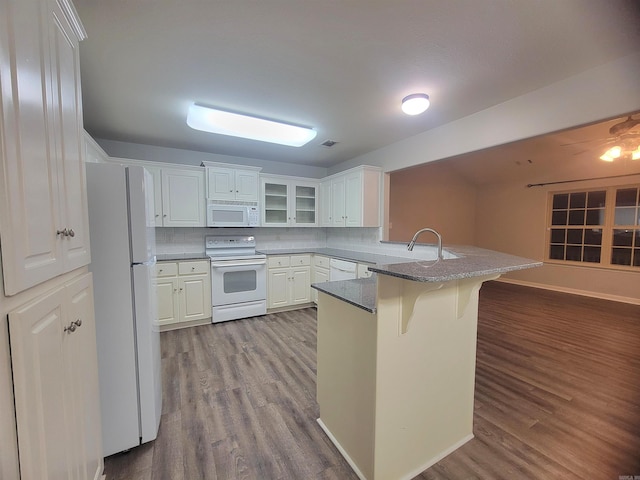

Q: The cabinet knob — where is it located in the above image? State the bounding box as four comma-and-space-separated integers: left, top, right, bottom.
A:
174, 288, 178, 293
191, 267, 195, 271
179, 287, 183, 292
67, 228, 75, 237
64, 322, 77, 334
159, 269, 163, 273
56, 228, 68, 236
163, 214, 167, 218
74, 319, 82, 327
230, 189, 233, 192
155, 214, 160, 218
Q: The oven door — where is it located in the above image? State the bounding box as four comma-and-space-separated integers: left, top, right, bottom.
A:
211, 258, 266, 306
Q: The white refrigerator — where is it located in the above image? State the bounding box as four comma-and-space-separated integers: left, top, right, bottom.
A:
86, 162, 162, 457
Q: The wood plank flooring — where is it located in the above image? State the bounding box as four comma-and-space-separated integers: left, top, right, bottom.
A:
104, 282, 640, 480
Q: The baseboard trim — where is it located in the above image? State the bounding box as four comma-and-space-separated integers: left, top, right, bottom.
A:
495, 278, 640, 306
398, 433, 474, 480
316, 418, 368, 480
317, 417, 474, 480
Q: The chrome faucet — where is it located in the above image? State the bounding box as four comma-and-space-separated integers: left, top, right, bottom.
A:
407, 227, 443, 260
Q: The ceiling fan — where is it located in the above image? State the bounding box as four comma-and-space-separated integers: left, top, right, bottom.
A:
562, 115, 640, 162
599, 115, 640, 161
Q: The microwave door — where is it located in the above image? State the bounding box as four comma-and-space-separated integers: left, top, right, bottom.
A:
209, 206, 247, 226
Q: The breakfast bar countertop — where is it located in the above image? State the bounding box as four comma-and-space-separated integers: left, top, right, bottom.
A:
369, 245, 542, 282
312, 276, 378, 313
310, 245, 542, 312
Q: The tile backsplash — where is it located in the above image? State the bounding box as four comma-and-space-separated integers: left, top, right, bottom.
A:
155, 226, 428, 257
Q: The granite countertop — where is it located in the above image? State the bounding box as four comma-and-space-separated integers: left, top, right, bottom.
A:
156, 253, 209, 261
309, 244, 542, 313
256, 247, 414, 265
312, 276, 378, 313
369, 245, 542, 282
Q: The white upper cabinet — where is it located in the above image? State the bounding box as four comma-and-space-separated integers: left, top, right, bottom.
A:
160, 168, 206, 227
0, 0, 90, 295
261, 175, 319, 227
202, 162, 261, 203
320, 166, 382, 227
110, 158, 205, 227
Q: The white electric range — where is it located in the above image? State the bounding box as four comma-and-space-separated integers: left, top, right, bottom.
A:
206, 235, 267, 322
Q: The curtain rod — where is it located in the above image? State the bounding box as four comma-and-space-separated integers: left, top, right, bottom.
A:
526, 173, 640, 188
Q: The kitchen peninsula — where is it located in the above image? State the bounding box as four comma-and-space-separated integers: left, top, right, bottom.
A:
312, 245, 541, 480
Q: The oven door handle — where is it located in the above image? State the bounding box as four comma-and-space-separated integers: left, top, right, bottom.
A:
211, 259, 267, 268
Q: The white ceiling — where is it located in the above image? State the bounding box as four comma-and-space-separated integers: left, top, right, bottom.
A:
436, 114, 640, 186
74, 0, 640, 169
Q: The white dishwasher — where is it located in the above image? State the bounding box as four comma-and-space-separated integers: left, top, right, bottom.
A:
329, 258, 357, 281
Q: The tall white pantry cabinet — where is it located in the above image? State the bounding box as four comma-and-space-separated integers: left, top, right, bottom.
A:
0, 0, 103, 478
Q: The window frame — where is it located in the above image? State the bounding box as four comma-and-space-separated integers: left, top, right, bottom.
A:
545, 184, 640, 270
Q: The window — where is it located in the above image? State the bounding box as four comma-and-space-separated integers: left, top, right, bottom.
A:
548, 185, 640, 269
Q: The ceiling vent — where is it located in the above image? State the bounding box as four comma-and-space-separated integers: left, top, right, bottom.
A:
320, 140, 339, 148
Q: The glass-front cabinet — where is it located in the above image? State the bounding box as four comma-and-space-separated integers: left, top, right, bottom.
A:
261, 176, 318, 227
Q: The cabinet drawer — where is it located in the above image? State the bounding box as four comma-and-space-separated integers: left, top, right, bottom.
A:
268, 256, 290, 268
290, 254, 311, 266
179, 260, 210, 275
314, 255, 330, 268
156, 262, 178, 277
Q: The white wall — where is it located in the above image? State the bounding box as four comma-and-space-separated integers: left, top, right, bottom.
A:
330, 52, 640, 175
96, 139, 328, 178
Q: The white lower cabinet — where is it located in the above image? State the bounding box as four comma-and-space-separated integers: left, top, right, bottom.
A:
267, 255, 312, 309
155, 260, 212, 330
8, 272, 103, 480
312, 255, 331, 303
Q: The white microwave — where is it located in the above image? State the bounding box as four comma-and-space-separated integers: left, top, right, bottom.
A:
206, 203, 260, 227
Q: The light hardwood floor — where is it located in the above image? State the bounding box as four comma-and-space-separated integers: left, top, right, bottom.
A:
104, 282, 640, 479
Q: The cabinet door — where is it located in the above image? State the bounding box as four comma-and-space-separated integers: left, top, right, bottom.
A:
312, 267, 330, 303
179, 276, 210, 322
319, 180, 332, 227
290, 266, 311, 305
65, 274, 103, 480
262, 179, 290, 226
344, 171, 363, 227
235, 170, 259, 202
9, 274, 103, 480
51, 2, 91, 272
268, 268, 290, 308
293, 183, 317, 226
331, 176, 346, 226
206, 167, 236, 201
161, 168, 205, 227
155, 277, 179, 326
9, 286, 72, 480
144, 165, 163, 226
0, 0, 63, 295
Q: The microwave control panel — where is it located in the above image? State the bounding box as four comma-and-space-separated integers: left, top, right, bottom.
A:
248, 206, 260, 226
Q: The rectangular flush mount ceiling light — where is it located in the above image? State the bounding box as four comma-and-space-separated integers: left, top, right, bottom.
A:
186, 104, 317, 147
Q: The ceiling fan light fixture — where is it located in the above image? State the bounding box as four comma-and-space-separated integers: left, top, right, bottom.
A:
401, 93, 430, 115
186, 104, 317, 147
600, 145, 622, 162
